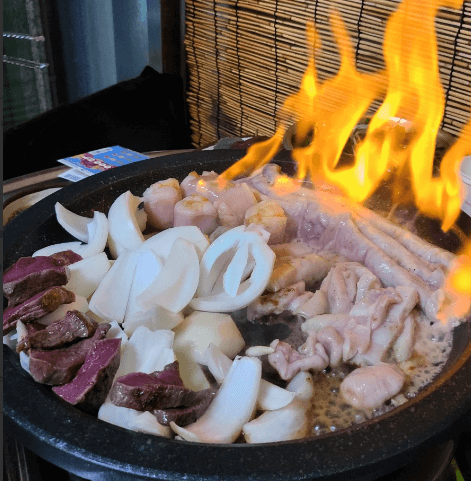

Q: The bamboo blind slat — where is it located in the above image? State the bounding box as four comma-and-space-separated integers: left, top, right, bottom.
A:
185, 0, 471, 148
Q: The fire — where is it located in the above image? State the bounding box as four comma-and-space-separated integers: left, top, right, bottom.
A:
220, 0, 471, 321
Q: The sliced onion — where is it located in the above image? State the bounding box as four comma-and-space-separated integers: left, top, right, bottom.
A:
136, 238, 200, 313
123, 305, 183, 337
124, 250, 164, 322
77, 212, 108, 258
55, 202, 91, 243
190, 237, 275, 312
242, 371, 314, 443
88, 249, 139, 322
65, 252, 111, 298
223, 242, 249, 297
204, 343, 295, 411
170, 356, 261, 443
137, 225, 210, 261
108, 191, 145, 257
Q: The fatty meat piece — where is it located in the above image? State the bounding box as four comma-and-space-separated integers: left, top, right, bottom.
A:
267, 253, 332, 292
351, 286, 418, 366
180, 171, 233, 201
16, 310, 98, 353
143, 178, 182, 229
214, 183, 258, 228
52, 338, 121, 414
247, 281, 313, 321
173, 195, 218, 235
28, 323, 110, 385
3, 286, 75, 335
340, 363, 406, 410
268, 339, 329, 381
270, 242, 313, 258
244, 200, 287, 245
3, 255, 71, 307
355, 218, 446, 288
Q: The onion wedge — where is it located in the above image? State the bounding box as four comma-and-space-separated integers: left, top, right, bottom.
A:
170, 356, 261, 443
88, 249, 139, 322
55, 202, 91, 242
242, 371, 315, 443
33, 211, 108, 259
190, 233, 275, 312
108, 191, 145, 257
136, 225, 209, 261
65, 252, 111, 299
136, 238, 200, 313
204, 343, 295, 411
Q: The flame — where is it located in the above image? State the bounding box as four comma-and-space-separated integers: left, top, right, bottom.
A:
220, 0, 471, 321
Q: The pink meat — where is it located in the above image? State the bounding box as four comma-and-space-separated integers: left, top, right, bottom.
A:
180, 171, 233, 202
143, 178, 182, 229
173, 195, 218, 235
268, 338, 329, 381
340, 363, 405, 410
214, 183, 258, 228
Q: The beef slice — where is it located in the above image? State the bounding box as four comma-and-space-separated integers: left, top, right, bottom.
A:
17, 310, 98, 353
28, 323, 110, 385
3, 286, 76, 335
3, 256, 69, 307
53, 338, 121, 415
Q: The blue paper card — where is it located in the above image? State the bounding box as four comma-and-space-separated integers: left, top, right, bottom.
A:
57, 146, 150, 176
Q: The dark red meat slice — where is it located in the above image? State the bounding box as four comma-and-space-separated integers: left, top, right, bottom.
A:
53, 338, 121, 414
153, 388, 216, 426
3, 256, 69, 307
109, 360, 215, 424
17, 310, 98, 353
3, 286, 75, 335
28, 323, 110, 385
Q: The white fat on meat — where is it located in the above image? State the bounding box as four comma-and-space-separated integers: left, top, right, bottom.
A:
355, 218, 446, 289
351, 286, 419, 366
173, 195, 218, 235
142, 178, 182, 229
319, 262, 381, 315
267, 253, 332, 292
295, 289, 330, 318
340, 363, 406, 410
244, 200, 287, 245
247, 281, 314, 321
270, 242, 313, 258
214, 183, 258, 228
180, 170, 234, 202
268, 338, 329, 381
391, 313, 417, 363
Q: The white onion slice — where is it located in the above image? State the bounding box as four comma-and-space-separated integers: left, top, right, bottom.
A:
108, 191, 145, 256
170, 356, 261, 443
88, 249, 139, 322
123, 305, 183, 337
136, 238, 199, 313
78, 212, 108, 258
242, 371, 315, 443
137, 225, 209, 261
190, 238, 275, 312
124, 250, 164, 322
33, 242, 83, 257
204, 343, 295, 411
55, 202, 91, 243
65, 252, 111, 299
223, 242, 249, 297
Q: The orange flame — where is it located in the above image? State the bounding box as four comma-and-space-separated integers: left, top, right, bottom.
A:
220, 0, 471, 321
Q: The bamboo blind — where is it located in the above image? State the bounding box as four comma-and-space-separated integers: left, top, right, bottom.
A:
184, 0, 471, 148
